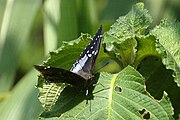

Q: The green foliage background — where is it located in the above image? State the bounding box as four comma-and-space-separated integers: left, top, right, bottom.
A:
0, 0, 180, 120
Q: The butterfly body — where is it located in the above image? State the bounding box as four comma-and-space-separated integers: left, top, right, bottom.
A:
35, 26, 102, 89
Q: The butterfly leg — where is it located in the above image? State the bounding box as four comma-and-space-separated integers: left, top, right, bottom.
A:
92, 83, 110, 94
93, 82, 105, 87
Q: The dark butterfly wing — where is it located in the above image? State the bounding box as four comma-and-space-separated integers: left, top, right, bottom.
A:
34, 26, 102, 88
34, 65, 87, 88
70, 26, 102, 79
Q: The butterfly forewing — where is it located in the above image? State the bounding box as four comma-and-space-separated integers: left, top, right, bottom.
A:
70, 26, 102, 80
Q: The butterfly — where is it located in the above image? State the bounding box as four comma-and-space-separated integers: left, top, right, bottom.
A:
34, 26, 102, 90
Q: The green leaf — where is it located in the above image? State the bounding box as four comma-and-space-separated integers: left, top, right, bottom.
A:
134, 35, 160, 67
57, 0, 79, 46
104, 2, 152, 43
103, 2, 153, 68
151, 19, 180, 86
37, 77, 67, 111
113, 38, 137, 67
44, 34, 94, 69
76, 0, 97, 33
39, 66, 173, 119
43, 0, 60, 54
0, 70, 42, 120
0, 0, 42, 92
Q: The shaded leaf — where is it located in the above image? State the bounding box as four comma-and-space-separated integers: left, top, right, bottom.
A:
135, 35, 160, 67
151, 19, 180, 86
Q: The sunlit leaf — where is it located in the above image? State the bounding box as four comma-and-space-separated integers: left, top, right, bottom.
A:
104, 2, 152, 43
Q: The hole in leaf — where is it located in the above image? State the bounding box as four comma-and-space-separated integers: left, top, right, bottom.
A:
139, 108, 146, 114
143, 112, 150, 119
139, 108, 150, 119
115, 86, 122, 92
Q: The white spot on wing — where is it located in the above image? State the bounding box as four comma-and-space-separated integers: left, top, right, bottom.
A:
94, 50, 98, 55
44, 66, 50, 69
92, 51, 95, 54
88, 54, 92, 57
71, 54, 88, 73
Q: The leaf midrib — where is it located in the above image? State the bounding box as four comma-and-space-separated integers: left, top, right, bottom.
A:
108, 74, 118, 119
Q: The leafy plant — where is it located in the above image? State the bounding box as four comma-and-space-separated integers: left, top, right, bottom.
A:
36, 3, 180, 119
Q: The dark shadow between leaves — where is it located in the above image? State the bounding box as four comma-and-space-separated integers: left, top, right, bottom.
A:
138, 56, 180, 118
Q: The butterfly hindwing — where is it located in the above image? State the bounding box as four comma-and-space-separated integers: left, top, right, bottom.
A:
34, 65, 87, 87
